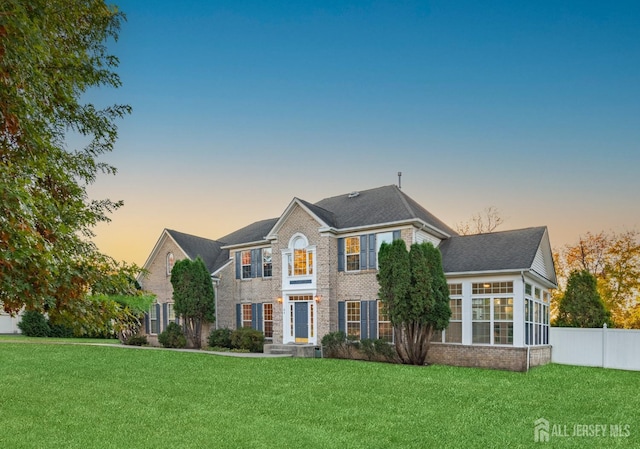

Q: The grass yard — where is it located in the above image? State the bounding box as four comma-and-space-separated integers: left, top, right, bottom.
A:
0, 343, 638, 448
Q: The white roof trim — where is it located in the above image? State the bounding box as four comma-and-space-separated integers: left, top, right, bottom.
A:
139, 229, 189, 276
220, 240, 271, 250
318, 218, 450, 239
264, 197, 330, 240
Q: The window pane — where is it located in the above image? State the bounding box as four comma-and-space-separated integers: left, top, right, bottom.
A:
494, 323, 513, 345
472, 298, 490, 320
378, 322, 393, 342
445, 322, 462, 343
263, 303, 273, 339
294, 248, 307, 275
472, 322, 491, 344
345, 237, 360, 271
448, 283, 462, 296
242, 304, 252, 328
263, 248, 272, 278
450, 298, 462, 320
346, 301, 360, 339
493, 297, 514, 320
431, 329, 443, 342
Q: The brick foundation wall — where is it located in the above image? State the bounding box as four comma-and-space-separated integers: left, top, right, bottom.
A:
427, 344, 552, 372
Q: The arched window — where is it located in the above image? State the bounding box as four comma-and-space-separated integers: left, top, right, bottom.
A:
288, 235, 313, 276
166, 252, 174, 276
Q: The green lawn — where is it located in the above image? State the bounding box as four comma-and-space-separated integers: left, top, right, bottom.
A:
0, 343, 637, 448
0, 335, 120, 344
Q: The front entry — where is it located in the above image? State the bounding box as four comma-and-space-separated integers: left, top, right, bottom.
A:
283, 294, 316, 345
294, 302, 309, 343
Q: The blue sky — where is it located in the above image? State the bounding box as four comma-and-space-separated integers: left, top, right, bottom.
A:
87, 1, 640, 265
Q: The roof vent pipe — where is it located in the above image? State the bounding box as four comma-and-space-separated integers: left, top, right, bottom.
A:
398, 171, 402, 189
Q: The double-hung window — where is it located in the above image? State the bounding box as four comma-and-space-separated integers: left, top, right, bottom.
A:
345, 237, 360, 271
262, 248, 272, 278
346, 300, 361, 338
471, 282, 513, 345
241, 250, 252, 279
445, 283, 463, 343
263, 303, 273, 339
242, 304, 252, 328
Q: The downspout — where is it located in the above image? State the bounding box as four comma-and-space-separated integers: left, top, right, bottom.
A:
522, 271, 530, 372
211, 275, 219, 330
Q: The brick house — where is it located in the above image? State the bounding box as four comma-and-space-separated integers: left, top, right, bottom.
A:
139, 185, 557, 370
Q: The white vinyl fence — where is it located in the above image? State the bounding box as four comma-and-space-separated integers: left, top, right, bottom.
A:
550, 326, 640, 371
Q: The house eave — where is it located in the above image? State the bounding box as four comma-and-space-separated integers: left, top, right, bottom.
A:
318, 218, 451, 239
444, 268, 558, 289
220, 240, 271, 251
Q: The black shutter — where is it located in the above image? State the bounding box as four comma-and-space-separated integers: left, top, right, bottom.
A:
257, 304, 263, 332
368, 234, 376, 269
235, 252, 241, 279
338, 301, 345, 332
337, 238, 345, 272
162, 303, 168, 331
251, 249, 259, 278
236, 304, 242, 329
256, 249, 263, 278
360, 301, 368, 339
144, 313, 150, 334
393, 230, 401, 241
369, 301, 378, 340
251, 303, 258, 329
360, 235, 367, 270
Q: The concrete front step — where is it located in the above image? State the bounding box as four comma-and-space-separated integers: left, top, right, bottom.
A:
264, 344, 323, 358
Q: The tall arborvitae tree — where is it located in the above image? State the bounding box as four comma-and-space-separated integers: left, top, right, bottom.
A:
378, 240, 451, 365
170, 257, 215, 348
1, 1, 132, 314
555, 270, 611, 328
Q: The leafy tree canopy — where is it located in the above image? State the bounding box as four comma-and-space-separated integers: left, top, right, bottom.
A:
554, 270, 611, 328
554, 230, 640, 328
0, 0, 133, 313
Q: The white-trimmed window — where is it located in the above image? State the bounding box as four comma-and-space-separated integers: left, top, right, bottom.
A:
262, 248, 272, 278
241, 250, 252, 279
242, 304, 252, 328
378, 301, 393, 342
472, 282, 514, 345
263, 303, 273, 339
149, 304, 159, 334
288, 236, 314, 276
346, 300, 360, 338
525, 283, 550, 345
472, 298, 491, 344
166, 252, 174, 276
167, 303, 176, 323
345, 237, 360, 271
493, 297, 514, 344
445, 283, 463, 343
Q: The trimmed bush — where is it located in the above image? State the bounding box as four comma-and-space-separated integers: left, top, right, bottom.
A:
158, 322, 187, 348
48, 322, 74, 338
230, 328, 265, 353
18, 310, 50, 337
124, 335, 148, 346
322, 332, 397, 362
208, 328, 232, 348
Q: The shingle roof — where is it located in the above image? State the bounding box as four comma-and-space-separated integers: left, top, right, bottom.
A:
438, 227, 547, 274
166, 229, 226, 273
218, 218, 279, 246
312, 185, 457, 236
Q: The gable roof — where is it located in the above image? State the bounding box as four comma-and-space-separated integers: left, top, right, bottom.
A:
313, 185, 457, 236
165, 229, 226, 273
438, 226, 557, 286
218, 218, 279, 247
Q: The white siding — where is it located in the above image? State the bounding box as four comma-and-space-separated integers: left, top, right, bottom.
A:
531, 245, 548, 279
415, 230, 441, 247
